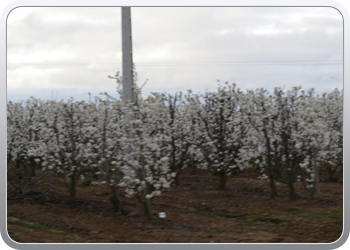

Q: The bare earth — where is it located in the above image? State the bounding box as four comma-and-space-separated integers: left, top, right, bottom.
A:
7, 169, 343, 243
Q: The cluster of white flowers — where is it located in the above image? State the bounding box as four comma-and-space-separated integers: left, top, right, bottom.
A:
257, 173, 269, 180
7, 84, 342, 203
236, 87, 342, 198
185, 83, 250, 189
117, 96, 175, 203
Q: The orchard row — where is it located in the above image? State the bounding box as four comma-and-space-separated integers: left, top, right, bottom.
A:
7, 83, 343, 219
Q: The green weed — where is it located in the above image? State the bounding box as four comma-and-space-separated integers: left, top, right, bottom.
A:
294, 209, 343, 223
178, 208, 236, 221
244, 212, 289, 225
82, 178, 93, 187
7, 217, 83, 239
7, 217, 47, 231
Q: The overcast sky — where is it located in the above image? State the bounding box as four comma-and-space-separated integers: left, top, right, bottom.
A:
7, 7, 343, 102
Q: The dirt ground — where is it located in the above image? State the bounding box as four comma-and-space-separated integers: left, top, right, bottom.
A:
7, 169, 343, 243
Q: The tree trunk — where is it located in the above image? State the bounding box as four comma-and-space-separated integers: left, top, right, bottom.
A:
174, 169, 181, 186
68, 172, 77, 204
191, 163, 197, 175
326, 165, 337, 182
286, 167, 297, 199
109, 186, 120, 212
145, 198, 153, 220
217, 171, 227, 190
29, 158, 36, 177
287, 178, 297, 200
268, 174, 278, 198
313, 148, 320, 198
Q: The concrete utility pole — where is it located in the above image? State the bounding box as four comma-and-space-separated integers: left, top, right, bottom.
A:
121, 7, 135, 102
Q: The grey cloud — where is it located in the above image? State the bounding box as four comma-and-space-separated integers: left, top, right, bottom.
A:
7, 7, 343, 102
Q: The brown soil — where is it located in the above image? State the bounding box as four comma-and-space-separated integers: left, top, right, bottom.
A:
7, 169, 343, 243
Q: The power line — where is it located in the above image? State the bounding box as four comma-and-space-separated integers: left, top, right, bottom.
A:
7, 59, 343, 67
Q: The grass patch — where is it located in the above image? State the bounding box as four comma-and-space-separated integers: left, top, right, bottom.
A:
280, 207, 300, 212
280, 206, 343, 223
82, 178, 93, 187
8, 217, 47, 231
234, 226, 252, 234
178, 208, 289, 226
295, 211, 324, 219
294, 208, 343, 223
243, 212, 289, 226
178, 208, 218, 218
7, 217, 83, 239
177, 208, 236, 221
